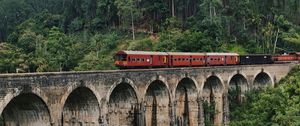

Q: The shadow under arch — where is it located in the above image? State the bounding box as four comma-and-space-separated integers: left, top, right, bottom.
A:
1, 93, 51, 126
201, 75, 224, 126
227, 74, 248, 121
253, 72, 272, 89
62, 87, 100, 125
107, 82, 138, 126
175, 77, 199, 126
144, 80, 171, 126
228, 74, 248, 94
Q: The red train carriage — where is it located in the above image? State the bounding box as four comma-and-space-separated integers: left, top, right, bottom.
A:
206, 53, 239, 66
114, 50, 168, 68
190, 53, 206, 66
273, 52, 300, 63
296, 52, 300, 61
167, 52, 206, 67
273, 54, 296, 62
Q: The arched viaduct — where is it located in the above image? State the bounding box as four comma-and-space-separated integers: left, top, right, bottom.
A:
0, 64, 295, 126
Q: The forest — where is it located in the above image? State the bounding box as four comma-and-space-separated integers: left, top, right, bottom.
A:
0, 0, 300, 73
229, 65, 300, 126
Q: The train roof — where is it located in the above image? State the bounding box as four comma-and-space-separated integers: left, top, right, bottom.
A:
240, 54, 272, 56
206, 52, 239, 56
117, 51, 240, 56
116, 50, 168, 55
289, 52, 300, 56
167, 52, 206, 56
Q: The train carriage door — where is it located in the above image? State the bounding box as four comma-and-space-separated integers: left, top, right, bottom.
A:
150, 55, 153, 66
224, 56, 227, 65
170, 56, 173, 67
189, 56, 192, 66
163, 56, 167, 64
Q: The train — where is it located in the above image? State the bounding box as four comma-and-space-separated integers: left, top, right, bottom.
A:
114, 50, 300, 68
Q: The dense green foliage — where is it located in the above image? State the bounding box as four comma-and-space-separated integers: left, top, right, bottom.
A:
230, 65, 300, 126
0, 0, 299, 72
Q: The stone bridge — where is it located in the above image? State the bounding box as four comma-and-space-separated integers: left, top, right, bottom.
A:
0, 64, 296, 126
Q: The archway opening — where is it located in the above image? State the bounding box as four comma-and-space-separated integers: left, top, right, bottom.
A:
1, 93, 51, 126
228, 74, 248, 105
108, 83, 138, 126
202, 76, 223, 125
175, 78, 198, 126
253, 72, 272, 89
62, 87, 100, 125
145, 80, 170, 126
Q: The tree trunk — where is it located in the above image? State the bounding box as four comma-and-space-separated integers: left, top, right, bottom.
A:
172, 0, 175, 17
273, 28, 280, 54
131, 8, 136, 40
209, 0, 212, 23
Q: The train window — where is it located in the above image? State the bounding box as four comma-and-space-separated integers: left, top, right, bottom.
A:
128, 57, 131, 62
193, 58, 196, 61
174, 59, 177, 61
132, 58, 136, 62
211, 58, 213, 61
137, 58, 140, 62
186, 58, 189, 61
142, 58, 145, 62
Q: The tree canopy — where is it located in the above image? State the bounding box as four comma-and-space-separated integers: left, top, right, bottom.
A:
230, 65, 300, 126
0, 0, 299, 72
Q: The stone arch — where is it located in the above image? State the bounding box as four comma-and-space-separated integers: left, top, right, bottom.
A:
202, 76, 224, 96
144, 79, 171, 126
175, 77, 199, 126
1, 92, 51, 126
62, 87, 100, 125
253, 72, 273, 89
201, 75, 224, 125
106, 78, 139, 103
60, 83, 101, 108
228, 74, 248, 95
200, 74, 225, 94
107, 82, 138, 126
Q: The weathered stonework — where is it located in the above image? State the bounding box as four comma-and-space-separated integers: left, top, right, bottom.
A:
0, 64, 296, 126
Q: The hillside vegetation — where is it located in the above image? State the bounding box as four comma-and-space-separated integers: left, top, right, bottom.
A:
230, 65, 300, 126
0, 0, 299, 72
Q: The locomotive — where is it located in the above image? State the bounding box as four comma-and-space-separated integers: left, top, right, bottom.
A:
114, 50, 300, 68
